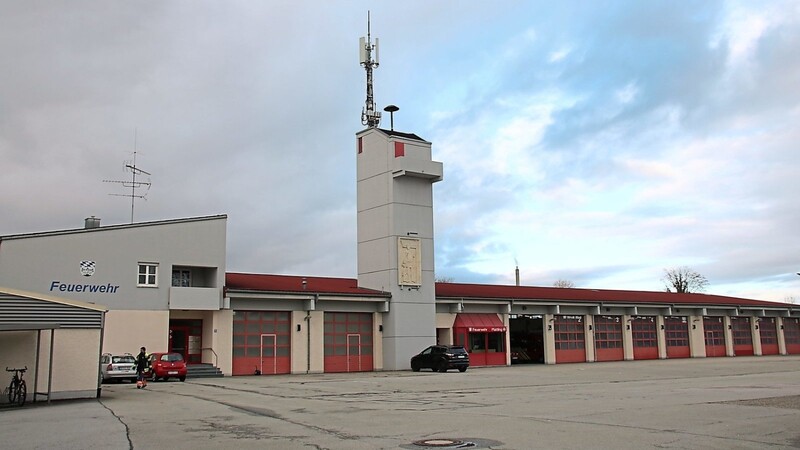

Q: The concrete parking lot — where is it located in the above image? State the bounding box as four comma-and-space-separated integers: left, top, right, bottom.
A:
2, 356, 800, 449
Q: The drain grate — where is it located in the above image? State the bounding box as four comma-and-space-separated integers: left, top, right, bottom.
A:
412, 438, 476, 448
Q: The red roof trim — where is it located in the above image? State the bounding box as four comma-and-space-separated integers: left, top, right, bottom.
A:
224, 273, 792, 308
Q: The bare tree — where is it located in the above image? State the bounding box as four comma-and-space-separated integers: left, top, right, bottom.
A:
435, 276, 454, 283
784, 296, 797, 304
662, 266, 708, 293
553, 279, 575, 288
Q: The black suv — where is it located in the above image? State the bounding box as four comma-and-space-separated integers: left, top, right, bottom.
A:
410, 345, 470, 372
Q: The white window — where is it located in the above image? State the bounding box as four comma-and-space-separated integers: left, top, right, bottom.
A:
138, 263, 158, 287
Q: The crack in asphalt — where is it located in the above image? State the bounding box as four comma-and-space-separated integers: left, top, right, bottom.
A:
160, 388, 361, 442
98, 399, 134, 450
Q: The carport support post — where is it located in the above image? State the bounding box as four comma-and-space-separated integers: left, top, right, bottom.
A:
47, 329, 55, 403
34, 329, 41, 403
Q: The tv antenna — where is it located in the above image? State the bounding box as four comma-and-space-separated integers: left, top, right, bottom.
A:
103, 131, 152, 223
359, 11, 381, 128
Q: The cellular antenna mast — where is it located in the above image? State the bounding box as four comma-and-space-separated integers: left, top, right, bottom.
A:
103, 130, 152, 223
359, 11, 381, 128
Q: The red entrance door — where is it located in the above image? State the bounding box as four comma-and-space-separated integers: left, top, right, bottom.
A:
731, 317, 754, 356
703, 317, 726, 357
631, 316, 658, 360
759, 318, 779, 355
594, 315, 624, 362
554, 315, 586, 363
785, 318, 800, 354
664, 316, 690, 358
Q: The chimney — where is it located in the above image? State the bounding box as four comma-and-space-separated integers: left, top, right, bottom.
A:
515, 266, 520, 286
85, 216, 101, 229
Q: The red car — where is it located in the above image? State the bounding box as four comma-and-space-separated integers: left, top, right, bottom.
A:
147, 352, 187, 382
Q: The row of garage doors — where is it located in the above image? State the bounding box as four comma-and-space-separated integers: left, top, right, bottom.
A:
231, 311, 374, 375
554, 315, 800, 363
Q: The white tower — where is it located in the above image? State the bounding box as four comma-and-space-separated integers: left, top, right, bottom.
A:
356, 128, 443, 370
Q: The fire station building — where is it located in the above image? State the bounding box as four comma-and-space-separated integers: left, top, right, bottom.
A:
1, 128, 798, 383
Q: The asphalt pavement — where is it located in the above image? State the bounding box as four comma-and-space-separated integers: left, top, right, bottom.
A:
1, 356, 799, 449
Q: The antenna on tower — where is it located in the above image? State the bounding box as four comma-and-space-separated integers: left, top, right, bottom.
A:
359, 11, 381, 128
103, 130, 152, 223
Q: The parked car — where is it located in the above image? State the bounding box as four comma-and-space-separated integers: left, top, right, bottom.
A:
148, 352, 187, 382
410, 345, 469, 372
100, 353, 137, 383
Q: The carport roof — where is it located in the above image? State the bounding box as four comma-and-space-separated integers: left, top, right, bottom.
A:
0, 287, 107, 312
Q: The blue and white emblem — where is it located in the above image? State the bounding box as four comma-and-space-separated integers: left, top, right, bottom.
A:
79, 260, 96, 277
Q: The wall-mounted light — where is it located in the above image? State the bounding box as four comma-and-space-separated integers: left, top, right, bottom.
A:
379, 325, 383, 332
296, 324, 301, 332
755, 325, 759, 330
692, 324, 696, 329
588, 324, 593, 331
781, 325, 785, 330
728, 324, 732, 329
660, 324, 665, 330
547, 324, 553, 331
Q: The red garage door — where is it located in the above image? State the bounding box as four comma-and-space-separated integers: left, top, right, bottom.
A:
632, 316, 658, 360
554, 315, 586, 363
759, 318, 779, 355
232, 311, 291, 376
703, 317, 726, 357
731, 316, 754, 356
324, 312, 374, 373
664, 316, 690, 358
784, 318, 800, 354
594, 315, 624, 362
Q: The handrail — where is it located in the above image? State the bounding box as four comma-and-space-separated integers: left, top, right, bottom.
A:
200, 347, 218, 368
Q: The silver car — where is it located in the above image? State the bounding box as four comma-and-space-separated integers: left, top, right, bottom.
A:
100, 353, 137, 383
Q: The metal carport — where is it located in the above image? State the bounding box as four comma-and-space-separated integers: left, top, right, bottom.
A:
0, 288, 106, 404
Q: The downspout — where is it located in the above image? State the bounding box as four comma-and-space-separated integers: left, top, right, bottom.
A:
306, 294, 318, 374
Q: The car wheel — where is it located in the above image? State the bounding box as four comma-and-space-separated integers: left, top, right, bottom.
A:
458, 367, 467, 373
179, 376, 186, 382
437, 360, 448, 373
411, 361, 421, 372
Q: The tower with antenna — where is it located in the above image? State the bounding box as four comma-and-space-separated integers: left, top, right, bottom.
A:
356, 14, 444, 371
103, 133, 152, 223
359, 12, 381, 128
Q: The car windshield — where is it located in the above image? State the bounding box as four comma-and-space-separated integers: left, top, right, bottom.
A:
161, 354, 184, 362
112, 356, 135, 363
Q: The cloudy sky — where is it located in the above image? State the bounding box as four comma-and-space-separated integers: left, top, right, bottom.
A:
1, 1, 798, 302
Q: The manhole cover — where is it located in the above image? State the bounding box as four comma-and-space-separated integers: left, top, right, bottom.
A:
412, 438, 475, 448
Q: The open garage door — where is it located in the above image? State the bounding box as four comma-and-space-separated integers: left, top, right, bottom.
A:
594, 315, 623, 362
730, 316, 754, 356
631, 316, 658, 360
759, 318, 779, 355
554, 315, 586, 363
509, 315, 543, 364
785, 318, 800, 354
703, 317, 726, 357
664, 316, 690, 358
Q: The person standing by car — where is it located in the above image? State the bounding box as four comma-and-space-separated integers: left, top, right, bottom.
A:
135, 347, 149, 389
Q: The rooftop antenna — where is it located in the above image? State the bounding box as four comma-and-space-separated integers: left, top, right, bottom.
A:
359, 11, 381, 128
103, 129, 152, 223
